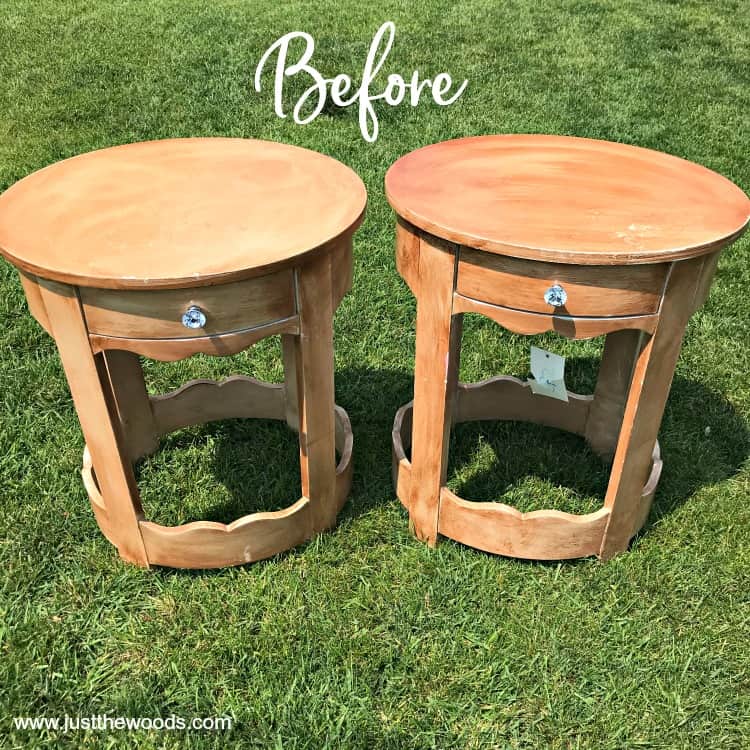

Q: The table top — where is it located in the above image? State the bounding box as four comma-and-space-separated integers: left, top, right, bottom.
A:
0, 138, 367, 289
385, 135, 750, 265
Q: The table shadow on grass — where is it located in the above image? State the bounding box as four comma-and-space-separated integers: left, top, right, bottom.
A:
442, 366, 749, 540
134, 361, 747, 568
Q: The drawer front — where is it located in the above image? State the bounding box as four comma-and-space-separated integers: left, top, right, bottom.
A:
456, 248, 668, 317
81, 270, 296, 339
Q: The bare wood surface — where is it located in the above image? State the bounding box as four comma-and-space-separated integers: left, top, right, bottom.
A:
103, 350, 159, 461
454, 376, 592, 434
81, 379, 354, 568
330, 236, 354, 309
457, 248, 667, 316
600, 257, 707, 558
82, 446, 116, 545
386, 134, 750, 265
453, 294, 657, 338
38, 279, 149, 566
392, 401, 413, 507
150, 375, 286, 434
0, 138, 367, 288
408, 234, 461, 545
392, 384, 663, 560
691, 251, 721, 313
19, 271, 52, 335
81, 270, 295, 339
294, 254, 338, 533
281, 334, 300, 431
140, 499, 312, 569
395, 218, 421, 295
89, 316, 299, 360
585, 329, 646, 458
438, 488, 611, 559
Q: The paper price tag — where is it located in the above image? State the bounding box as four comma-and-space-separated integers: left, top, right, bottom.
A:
528, 345, 568, 402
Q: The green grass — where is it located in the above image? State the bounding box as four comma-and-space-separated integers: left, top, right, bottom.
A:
1, 0, 750, 747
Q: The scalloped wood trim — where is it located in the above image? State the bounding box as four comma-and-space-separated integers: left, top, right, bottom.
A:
83, 378, 353, 568
89, 316, 299, 361
139, 499, 312, 568
391, 375, 661, 560
453, 294, 658, 339
150, 375, 286, 437
438, 489, 610, 559
454, 376, 592, 435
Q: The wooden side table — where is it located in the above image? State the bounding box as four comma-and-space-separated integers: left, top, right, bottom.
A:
0, 138, 366, 569
386, 135, 750, 560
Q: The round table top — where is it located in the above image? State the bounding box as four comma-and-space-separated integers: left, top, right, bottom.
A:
385, 135, 750, 265
0, 138, 367, 289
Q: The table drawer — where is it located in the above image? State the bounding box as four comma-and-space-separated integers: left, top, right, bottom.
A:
456, 248, 668, 317
81, 270, 296, 339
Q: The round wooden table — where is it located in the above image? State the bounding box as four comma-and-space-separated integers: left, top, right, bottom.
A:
0, 138, 366, 568
386, 134, 749, 560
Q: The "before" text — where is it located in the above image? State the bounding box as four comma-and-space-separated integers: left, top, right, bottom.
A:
253, 22, 468, 142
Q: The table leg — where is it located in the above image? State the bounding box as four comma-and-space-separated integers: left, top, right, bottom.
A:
409, 235, 461, 545
38, 280, 148, 566
281, 334, 300, 432
585, 329, 647, 459
294, 252, 338, 534
600, 258, 704, 559
103, 350, 159, 462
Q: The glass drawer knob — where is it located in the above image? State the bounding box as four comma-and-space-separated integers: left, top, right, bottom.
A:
182, 305, 206, 329
544, 284, 567, 308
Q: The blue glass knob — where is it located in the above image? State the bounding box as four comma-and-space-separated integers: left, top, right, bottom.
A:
543, 284, 567, 308
182, 305, 206, 329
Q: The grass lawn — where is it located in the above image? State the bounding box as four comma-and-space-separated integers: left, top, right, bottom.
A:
1, 0, 750, 747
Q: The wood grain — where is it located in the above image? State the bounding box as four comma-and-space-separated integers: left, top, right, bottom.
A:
457, 247, 667, 316
452, 294, 658, 338
395, 218, 421, 295
453, 376, 592, 434
584, 329, 647, 458
81, 270, 295, 339
139, 499, 313, 569
391, 379, 663, 560
407, 234, 461, 545
392, 400, 413, 508
294, 253, 339, 533
89, 315, 299, 360
386, 134, 750, 265
38, 279, 149, 566
19, 271, 52, 335
438, 489, 611, 560
600, 257, 708, 558
150, 375, 286, 434
330, 236, 354, 310
81, 377, 354, 568
0, 138, 367, 288
103, 350, 159, 461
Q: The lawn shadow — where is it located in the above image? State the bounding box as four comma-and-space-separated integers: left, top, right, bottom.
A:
138, 365, 414, 533
380, 356, 749, 539
144, 359, 747, 571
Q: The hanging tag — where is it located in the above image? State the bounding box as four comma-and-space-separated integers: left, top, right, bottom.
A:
528, 345, 568, 402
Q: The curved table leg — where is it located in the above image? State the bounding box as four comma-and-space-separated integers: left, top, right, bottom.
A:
599, 257, 704, 559
39, 279, 149, 566
408, 233, 461, 546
